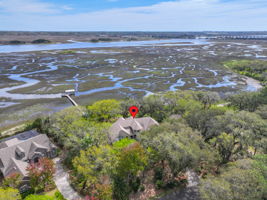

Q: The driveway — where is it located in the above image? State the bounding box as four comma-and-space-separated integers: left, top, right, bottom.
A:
53, 158, 82, 200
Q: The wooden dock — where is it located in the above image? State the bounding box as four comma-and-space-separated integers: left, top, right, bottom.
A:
62, 94, 78, 107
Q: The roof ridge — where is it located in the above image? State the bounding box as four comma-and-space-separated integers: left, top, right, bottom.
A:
0, 134, 45, 150
119, 125, 131, 136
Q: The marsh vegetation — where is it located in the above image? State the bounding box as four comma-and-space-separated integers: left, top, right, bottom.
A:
0, 39, 266, 130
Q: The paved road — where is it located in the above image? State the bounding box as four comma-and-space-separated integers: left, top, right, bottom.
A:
159, 170, 200, 200
53, 158, 82, 200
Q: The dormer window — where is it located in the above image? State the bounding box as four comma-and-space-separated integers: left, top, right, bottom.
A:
15, 146, 25, 160
0, 159, 4, 168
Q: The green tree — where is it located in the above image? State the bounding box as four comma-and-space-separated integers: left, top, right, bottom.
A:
112, 141, 147, 200
94, 183, 113, 200
210, 133, 235, 163
139, 95, 168, 122
184, 107, 226, 140
43, 106, 87, 147
114, 142, 147, 178
87, 99, 122, 122
256, 105, 267, 119
199, 177, 232, 200
196, 91, 220, 109
162, 90, 203, 115
207, 110, 267, 156
259, 87, 267, 104
199, 159, 267, 200
73, 145, 115, 193
0, 187, 21, 200
140, 119, 218, 176
73, 139, 147, 200
26, 158, 55, 192
42, 106, 109, 167
228, 92, 262, 111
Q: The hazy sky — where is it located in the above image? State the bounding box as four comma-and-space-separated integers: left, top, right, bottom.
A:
0, 0, 266, 31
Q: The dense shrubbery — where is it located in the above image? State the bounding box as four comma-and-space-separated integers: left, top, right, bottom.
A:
199, 156, 267, 200
34, 87, 267, 200
224, 60, 267, 85
26, 158, 56, 193
40, 106, 110, 167
0, 187, 21, 200
71, 138, 147, 200
24, 191, 66, 200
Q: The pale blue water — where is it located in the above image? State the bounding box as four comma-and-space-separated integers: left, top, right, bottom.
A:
0, 39, 209, 53
0, 39, 261, 105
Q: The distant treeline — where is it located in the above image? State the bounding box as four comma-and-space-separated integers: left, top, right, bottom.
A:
5, 39, 51, 45
0, 31, 266, 38
90, 38, 113, 42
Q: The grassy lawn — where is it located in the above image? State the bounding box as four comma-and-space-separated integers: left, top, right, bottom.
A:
44, 189, 57, 197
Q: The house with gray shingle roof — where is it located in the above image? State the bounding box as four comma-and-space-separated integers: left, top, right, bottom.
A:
109, 117, 159, 143
0, 130, 57, 189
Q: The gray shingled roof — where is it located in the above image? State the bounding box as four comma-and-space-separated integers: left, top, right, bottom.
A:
0, 130, 39, 147
0, 131, 55, 177
109, 117, 158, 142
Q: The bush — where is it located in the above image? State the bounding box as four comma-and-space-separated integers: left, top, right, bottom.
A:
25, 118, 43, 132
154, 167, 163, 181
129, 177, 141, 193
165, 180, 180, 189
256, 105, 267, 119
113, 177, 131, 200
21, 188, 35, 199
228, 92, 262, 111
139, 185, 145, 192
0, 187, 21, 200
54, 191, 66, 200
87, 99, 122, 122
199, 159, 267, 200
155, 180, 164, 189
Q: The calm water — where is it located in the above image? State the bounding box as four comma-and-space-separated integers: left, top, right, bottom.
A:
0, 38, 262, 106
0, 39, 209, 53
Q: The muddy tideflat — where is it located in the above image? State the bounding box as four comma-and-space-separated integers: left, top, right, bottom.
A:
0, 38, 266, 130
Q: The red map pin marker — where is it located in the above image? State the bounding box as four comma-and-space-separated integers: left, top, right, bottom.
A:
129, 106, 139, 118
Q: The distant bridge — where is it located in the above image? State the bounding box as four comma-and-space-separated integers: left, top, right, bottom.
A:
207, 35, 267, 40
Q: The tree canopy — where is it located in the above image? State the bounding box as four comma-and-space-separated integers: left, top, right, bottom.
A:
33, 88, 267, 200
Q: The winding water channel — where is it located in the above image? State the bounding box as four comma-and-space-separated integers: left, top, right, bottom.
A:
0, 39, 262, 104
0, 63, 61, 99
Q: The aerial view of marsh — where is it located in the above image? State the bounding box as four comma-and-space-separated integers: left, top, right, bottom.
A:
1, 0, 267, 199
0, 32, 266, 130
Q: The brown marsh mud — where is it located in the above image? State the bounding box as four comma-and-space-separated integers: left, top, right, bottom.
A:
0, 39, 266, 130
